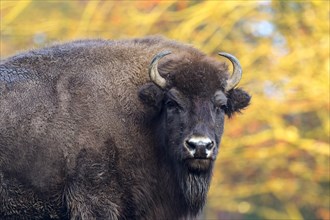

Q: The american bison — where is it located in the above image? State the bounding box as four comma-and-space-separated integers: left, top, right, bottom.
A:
0, 36, 250, 219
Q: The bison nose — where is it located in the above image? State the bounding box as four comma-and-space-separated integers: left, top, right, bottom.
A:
185, 136, 214, 158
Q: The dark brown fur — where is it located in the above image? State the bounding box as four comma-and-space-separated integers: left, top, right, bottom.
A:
0, 36, 250, 219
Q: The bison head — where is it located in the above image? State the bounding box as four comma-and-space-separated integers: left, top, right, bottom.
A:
139, 50, 250, 213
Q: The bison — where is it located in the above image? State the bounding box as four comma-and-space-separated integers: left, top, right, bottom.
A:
0, 36, 250, 219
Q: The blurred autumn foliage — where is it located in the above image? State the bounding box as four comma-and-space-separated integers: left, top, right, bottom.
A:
1, 1, 329, 220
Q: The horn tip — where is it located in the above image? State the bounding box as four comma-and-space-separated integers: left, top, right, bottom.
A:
218, 52, 237, 60
150, 50, 172, 66
218, 51, 242, 68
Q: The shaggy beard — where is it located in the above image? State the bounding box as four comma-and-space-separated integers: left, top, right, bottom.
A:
179, 164, 213, 216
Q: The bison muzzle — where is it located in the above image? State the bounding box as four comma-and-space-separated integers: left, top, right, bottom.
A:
0, 36, 250, 219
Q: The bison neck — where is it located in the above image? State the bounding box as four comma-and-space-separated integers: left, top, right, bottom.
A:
154, 151, 214, 218
178, 165, 213, 216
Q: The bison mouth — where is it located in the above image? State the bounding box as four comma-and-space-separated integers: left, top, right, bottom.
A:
184, 158, 213, 173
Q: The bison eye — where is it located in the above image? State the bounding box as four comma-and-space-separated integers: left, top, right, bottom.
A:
214, 91, 228, 112
213, 100, 227, 115
214, 104, 226, 115
221, 104, 227, 110
166, 100, 179, 109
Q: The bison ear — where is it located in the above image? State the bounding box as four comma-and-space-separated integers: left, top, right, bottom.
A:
225, 88, 251, 117
138, 83, 164, 110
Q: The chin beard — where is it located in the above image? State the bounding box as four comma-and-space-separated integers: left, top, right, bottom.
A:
179, 162, 214, 215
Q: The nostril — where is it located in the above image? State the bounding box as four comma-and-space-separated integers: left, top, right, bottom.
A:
206, 141, 214, 150
185, 137, 214, 151
185, 140, 196, 150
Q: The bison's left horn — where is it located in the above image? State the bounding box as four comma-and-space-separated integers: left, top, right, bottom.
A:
218, 52, 242, 91
149, 50, 171, 89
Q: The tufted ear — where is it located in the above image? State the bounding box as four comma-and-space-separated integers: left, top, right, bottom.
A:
225, 88, 251, 117
138, 83, 164, 111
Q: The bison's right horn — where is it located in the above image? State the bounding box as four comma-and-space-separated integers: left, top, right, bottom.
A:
149, 50, 171, 89
218, 52, 242, 92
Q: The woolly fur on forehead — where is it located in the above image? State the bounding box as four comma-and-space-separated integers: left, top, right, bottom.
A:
158, 54, 229, 97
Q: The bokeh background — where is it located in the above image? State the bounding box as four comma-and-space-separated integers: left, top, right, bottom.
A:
1, 1, 329, 219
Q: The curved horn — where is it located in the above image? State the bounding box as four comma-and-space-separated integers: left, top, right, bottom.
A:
218, 52, 242, 91
149, 50, 171, 89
